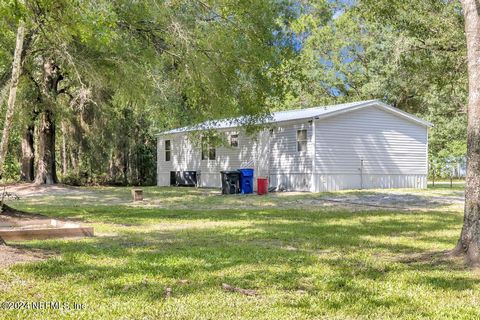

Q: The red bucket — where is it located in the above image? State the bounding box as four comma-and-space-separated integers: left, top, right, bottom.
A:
257, 177, 268, 195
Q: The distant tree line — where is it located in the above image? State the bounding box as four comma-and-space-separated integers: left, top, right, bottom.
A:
0, 1, 468, 186
0, 0, 297, 185
284, 1, 467, 180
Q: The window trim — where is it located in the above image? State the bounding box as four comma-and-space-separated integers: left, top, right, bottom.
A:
230, 133, 239, 148
208, 146, 216, 160
165, 139, 171, 161
297, 129, 307, 152
201, 137, 208, 160
201, 136, 216, 160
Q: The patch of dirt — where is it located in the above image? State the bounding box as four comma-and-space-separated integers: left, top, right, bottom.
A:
3, 183, 85, 197
292, 192, 464, 210
0, 205, 64, 267
0, 204, 51, 231
5, 183, 129, 206
0, 245, 53, 268
1, 204, 46, 219
393, 250, 470, 270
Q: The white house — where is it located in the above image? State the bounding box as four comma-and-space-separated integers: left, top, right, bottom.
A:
156, 100, 432, 192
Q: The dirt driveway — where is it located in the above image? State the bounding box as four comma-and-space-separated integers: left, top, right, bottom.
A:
3, 183, 465, 211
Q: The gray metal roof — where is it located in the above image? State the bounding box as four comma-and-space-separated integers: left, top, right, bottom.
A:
158, 99, 432, 135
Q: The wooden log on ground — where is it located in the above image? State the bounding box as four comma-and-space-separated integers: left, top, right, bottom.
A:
222, 283, 257, 296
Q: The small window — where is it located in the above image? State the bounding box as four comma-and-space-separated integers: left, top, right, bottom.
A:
230, 134, 239, 147
165, 140, 171, 161
208, 147, 216, 160
201, 137, 208, 160
297, 129, 307, 152
201, 136, 216, 160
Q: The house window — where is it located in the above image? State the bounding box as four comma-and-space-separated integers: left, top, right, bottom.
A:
297, 129, 307, 152
201, 137, 216, 160
201, 137, 208, 160
165, 140, 171, 161
230, 134, 239, 147
209, 147, 216, 160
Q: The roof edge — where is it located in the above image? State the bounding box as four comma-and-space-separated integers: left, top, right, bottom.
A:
374, 101, 433, 127
313, 100, 433, 128
156, 99, 433, 136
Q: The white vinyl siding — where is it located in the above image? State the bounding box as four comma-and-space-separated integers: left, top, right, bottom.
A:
269, 122, 313, 175
158, 103, 430, 191
315, 106, 427, 175
157, 130, 259, 187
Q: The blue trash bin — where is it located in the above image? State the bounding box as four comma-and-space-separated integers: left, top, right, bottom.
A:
239, 168, 254, 194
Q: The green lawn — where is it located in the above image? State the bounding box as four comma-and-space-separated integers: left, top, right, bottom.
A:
0, 186, 477, 319
428, 181, 465, 190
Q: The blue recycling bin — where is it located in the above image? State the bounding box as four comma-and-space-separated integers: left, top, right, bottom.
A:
239, 168, 254, 194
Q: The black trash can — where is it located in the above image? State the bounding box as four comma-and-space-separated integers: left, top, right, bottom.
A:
220, 171, 241, 195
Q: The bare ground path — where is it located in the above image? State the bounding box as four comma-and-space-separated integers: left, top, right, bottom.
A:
3, 183, 464, 211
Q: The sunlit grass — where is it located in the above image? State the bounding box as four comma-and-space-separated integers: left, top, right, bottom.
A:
0, 185, 477, 319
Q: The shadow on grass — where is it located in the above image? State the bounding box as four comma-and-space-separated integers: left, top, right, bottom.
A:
12, 205, 475, 315
10, 198, 462, 229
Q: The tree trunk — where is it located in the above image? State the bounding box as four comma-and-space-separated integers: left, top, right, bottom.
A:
122, 149, 129, 185
108, 150, 116, 181
452, 0, 480, 265
0, 20, 25, 178
70, 148, 78, 174
34, 110, 57, 184
0, 80, 10, 109
20, 123, 35, 182
33, 59, 63, 185
61, 121, 67, 175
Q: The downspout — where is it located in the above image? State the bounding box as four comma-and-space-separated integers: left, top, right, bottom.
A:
157, 135, 161, 186
359, 159, 364, 189
310, 117, 317, 192
266, 128, 272, 189
425, 126, 429, 189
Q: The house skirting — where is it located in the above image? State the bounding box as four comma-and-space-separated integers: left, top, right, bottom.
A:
268, 173, 312, 192
158, 171, 427, 192
312, 174, 427, 192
